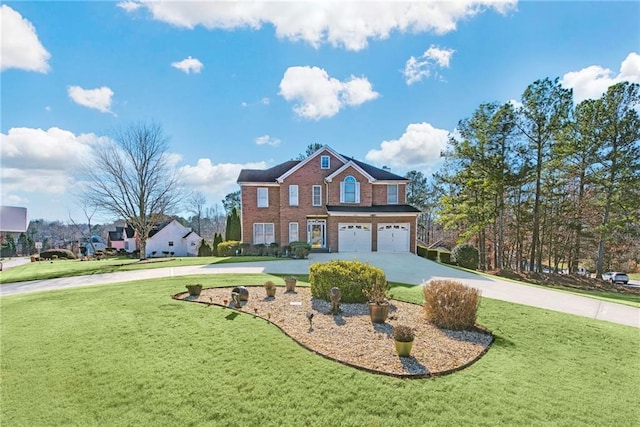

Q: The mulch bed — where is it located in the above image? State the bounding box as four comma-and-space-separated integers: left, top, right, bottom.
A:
174, 285, 493, 379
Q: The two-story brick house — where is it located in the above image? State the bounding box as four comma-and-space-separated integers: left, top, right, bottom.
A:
236, 145, 421, 253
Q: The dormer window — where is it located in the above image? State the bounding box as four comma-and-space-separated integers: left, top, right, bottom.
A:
340, 175, 360, 203
320, 155, 330, 169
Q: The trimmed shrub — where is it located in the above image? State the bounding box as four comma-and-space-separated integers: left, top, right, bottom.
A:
198, 240, 212, 257
40, 249, 77, 260
217, 240, 240, 257
289, 241, 310, 259
416, 245, 428, 258
452, 243, 479, 270
309, 260, 386, 303
423, 279, 480, 330
426, 249, 438, 261
438, 251, 452, 264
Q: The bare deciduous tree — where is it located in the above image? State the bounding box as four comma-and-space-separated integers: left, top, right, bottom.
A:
187, 191, 207, 236
81, 122, 182, 260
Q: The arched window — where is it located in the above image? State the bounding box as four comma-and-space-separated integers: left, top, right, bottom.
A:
340, 175, 360, 203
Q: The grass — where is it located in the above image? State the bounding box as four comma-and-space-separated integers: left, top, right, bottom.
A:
0, 256, 279, 284
1, 275, 639, 426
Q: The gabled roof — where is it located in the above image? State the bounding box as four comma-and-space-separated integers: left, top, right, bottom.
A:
236, 144, 407, 184
276, 145, 346, 183
237, 160, 300, 183
345, 157, 407, 181
148, 220, 173, 238
325, 160, 376, 183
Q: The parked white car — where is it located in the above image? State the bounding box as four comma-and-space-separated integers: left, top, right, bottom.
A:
603, 272, 629, 285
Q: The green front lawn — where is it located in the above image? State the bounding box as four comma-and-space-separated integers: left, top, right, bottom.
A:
0, 256, 279, 283
1, 275, 638, 426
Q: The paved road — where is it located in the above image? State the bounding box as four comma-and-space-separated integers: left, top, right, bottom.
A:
1, 253, 638, 328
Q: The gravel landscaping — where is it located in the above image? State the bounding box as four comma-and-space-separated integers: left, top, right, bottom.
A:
175, 285, 493, 378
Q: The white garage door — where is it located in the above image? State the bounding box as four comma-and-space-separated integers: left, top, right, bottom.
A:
377, 224, 410, 252
338, 224, 371, 252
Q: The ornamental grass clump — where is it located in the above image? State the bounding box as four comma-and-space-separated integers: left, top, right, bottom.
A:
392, 325, 415, 342
423, 279, 480, 330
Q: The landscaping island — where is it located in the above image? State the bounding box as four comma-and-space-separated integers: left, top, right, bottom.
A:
174, 286, 493, 378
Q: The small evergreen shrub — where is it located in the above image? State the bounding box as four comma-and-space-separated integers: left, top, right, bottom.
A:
212, 233, 223, 256
289, 241, 310, 259
40, 249, 77, 260
426, 249, 438, 261
416, 245, 428, 258
217, 240, 240, 257
423, 279, 480, 330
452, 243, 479, 270
438, 251, 451, 264
198, 240, 212, 257
309, 260, 386, 303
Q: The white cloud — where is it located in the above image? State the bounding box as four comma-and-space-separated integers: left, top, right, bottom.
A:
0, 5, 51, 73
179, 158, 267, 198
404, 45, 455, 85
255, 135, 281, 147
0, 127, 107, 198
117, 1, 142, 12
365, 122, 449, 170
260, 97, 270, 105
122, 1, 516, 51
561, 52, 640, 103
68, 86, 115, 113
279, 66, 379, 120
171, 56, 204, 74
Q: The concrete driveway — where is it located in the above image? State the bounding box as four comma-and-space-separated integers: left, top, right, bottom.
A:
1, 252, 638, 328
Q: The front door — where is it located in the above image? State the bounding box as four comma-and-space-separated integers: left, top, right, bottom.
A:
307, 219, 326, 249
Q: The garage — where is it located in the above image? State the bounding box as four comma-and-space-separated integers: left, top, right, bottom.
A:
338, 223, 371, 252
377, 224, 410, 252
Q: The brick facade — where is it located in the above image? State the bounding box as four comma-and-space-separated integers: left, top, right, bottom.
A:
237, 146, 420, 253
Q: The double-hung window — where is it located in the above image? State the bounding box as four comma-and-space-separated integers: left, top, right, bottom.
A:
340, 176, 360, 203
253, 223, 275, 244
387, 184, 398, 204
312, 185, 322, 206
257, 187, 269, 207
289, 222, 299, 243
289, 185, 299, 206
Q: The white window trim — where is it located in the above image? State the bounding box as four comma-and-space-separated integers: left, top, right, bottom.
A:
312, 185, 322, 206
320, 155, 330, 169
289, 185, 299, 206
387, 184, 399, 205
289, 222, 299, 243
253, 223, 275, 245
340, 176, 360, 203
257, 187, 269, 208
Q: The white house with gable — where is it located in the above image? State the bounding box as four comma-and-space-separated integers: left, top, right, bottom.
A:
145, 219, 202, 258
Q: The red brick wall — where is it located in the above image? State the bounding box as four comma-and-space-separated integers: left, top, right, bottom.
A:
326, 166, 373, 206
240, 185, 280, 243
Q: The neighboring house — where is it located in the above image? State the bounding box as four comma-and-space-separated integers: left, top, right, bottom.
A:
80, 239, 107, 256
107, 226, 134, 251
237, 145, 421, 253
144, 219, 202, 258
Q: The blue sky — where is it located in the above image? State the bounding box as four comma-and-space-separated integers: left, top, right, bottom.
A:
1, 1, 639, 223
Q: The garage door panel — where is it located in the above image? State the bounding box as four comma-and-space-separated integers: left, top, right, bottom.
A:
377, 224, 410, 252
338, 223, 371, 252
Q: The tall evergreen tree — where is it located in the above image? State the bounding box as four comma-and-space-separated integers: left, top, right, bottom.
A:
516, 78, 573, 271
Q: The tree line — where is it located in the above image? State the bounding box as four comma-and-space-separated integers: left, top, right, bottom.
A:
407, 79, 639, 275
